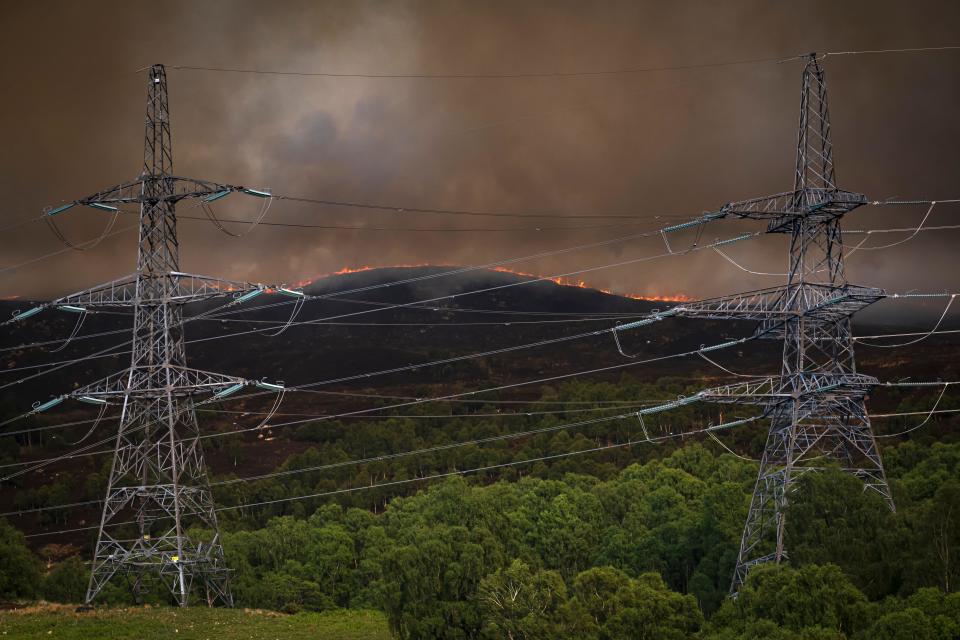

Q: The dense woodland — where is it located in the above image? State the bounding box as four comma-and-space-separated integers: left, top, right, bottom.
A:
1, 375, 958, 639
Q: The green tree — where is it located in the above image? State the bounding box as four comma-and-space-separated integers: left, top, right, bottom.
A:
787, 469, 902, 599
478, 560, 565, 640
0, 519, 40, 600
707, 564, 874, 638
42, 556, 88, 603
867, 609, 938, 640
865, 588, 960, 640
915, 481, 960, 593
560, 567, 702, 640
382, 523, 504, 640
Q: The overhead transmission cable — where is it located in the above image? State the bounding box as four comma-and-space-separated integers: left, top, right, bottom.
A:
0, 224, 137, 277
189, 225, 756, 337
11, 378, 959, 517
844, 201, 938, 255
0, 225, 724, 390
17, 414, 762, 532
0, 331, 756, 478
7, 209, 711, 324
4, 208, 955, 449
169, 55, 789, 80
167, 46, 960, 80
874, 384, 951, 439
0, 397, 658, 441
5, 406, 653, 517
272, 194, 684, 220
1, 220, 686, 378
15, 385, 960, 522
193, 351, 960, 444
5, 277, 952, 451
0, 212, 732, 389
854, 295, 956, 348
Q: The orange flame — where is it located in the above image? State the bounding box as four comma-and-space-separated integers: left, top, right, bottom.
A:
293, 264, 690, 302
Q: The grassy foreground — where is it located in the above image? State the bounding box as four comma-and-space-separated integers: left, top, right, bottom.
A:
0, 604, 390, 640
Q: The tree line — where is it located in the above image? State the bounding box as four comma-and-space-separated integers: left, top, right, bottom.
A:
0, 376, 958, 638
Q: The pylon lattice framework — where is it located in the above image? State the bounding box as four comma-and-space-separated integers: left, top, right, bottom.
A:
672, 54, 894, 592
28, 65, 287, 607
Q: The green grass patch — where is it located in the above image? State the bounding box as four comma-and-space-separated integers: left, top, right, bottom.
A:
0, 605, 390, 640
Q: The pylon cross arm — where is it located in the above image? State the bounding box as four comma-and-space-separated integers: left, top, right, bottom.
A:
68, 366, 250, 401
165, 272, 275, 304
45, 271, 289, 311
42, 175, 269, 216
698, 376, 782, 405
697, 372, 879, 406
671, 284, 885, 336
50, 273, 141, 308
160, 175, 269, 204
719, 187, 868, 233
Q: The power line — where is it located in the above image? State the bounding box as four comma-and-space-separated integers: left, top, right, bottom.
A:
874, 384, 951, 438
205, 337, 753, 439
820, 45, 960, 60
0, 225, 136, 277
179, 212, 673, 232
855, 295, 956, 348
10, 311, 960, 442
183, 285, 960, 411
209, 408, 723, 488
856, 328, 960, 341
0, 237, 682, 392
202, 402, 658, 420
7, 277, 949, 460
0, 302, 645, 357
274, 194, 696, 220
0, 332, 753, 479
2, 276, 951, 437
168, 46, 960, 81
170, 55, 789, 80
219, 412, 757, 500
4, 406, 650, 517
19, 414, 761, 537
0, 217, 729, 391
4, 214, 954, 480
193, 229, 758, 339
5, 196, 958, 290
7, 210, 706, 322
14, 384, 960, 523
0, 397, 654, 441
11, 376, 960, 516
167, 210, 960, 331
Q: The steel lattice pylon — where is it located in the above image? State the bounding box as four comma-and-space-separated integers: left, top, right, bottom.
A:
20, 64, 290, 607
81, 64, 233, 607
673, 54, 894, 592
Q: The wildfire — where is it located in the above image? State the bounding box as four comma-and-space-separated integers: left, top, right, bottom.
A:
291, 264, 691, 303
490, 266, 692, 302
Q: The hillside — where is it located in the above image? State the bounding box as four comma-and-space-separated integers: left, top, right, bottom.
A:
1, 267, 958, 545
6, 266, 953, 403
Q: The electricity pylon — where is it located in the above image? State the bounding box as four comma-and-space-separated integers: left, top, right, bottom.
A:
15, 64, 297, 606
670, 54, 893, 591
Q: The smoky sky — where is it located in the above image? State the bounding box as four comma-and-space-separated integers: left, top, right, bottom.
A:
1, 0, 959, 322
